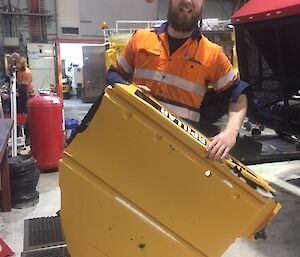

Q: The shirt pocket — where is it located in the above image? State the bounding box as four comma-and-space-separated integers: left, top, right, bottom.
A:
135, 48, 161, 69
184, 58, 210, 87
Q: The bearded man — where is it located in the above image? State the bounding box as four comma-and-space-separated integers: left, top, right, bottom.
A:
106, 0, 249, 160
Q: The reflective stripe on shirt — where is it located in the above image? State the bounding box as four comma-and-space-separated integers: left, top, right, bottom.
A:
134, 69, 206, 97
214, 71, 236, 91
160, 101, 200, 122
117, 56, 133, 75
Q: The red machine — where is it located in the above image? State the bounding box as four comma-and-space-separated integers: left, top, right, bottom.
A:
230, 0, 300, 164
27, 95, 64, 171
232, 0, 300, 24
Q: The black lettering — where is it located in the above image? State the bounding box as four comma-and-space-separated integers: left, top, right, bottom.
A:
182, 123, 188, 131
199, 136, 207, 145
159, 104, 208, 145
191, 130, 199, 140
168, 113, 176, 122
161, 108, 169, 117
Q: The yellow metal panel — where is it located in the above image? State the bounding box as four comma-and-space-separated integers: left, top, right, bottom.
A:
60, 84, 281, 257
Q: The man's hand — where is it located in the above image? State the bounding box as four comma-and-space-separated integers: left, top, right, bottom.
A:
206, 128, 238, 160
206, 94, 247, 160
136, 85, 151, 92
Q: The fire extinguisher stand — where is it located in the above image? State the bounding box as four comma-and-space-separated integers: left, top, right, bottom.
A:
10, 61, 17, 157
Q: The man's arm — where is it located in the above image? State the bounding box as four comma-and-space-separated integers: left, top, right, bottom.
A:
106, 32, 136, 87
106, 66, 131, 86
205, 45, 249, 160
206, 93, 247, 160
106, 66, 151, 92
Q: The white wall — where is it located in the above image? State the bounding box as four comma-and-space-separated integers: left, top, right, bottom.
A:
158, 0, 240, 20
204, 0, 240, 20
56, 0, 80, 38
79, 0, 159, 38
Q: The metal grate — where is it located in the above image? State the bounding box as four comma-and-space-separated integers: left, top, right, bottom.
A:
21, 246, 70, 257
23, 216, 65, 251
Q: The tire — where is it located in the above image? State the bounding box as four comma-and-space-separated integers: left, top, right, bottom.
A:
9, 154, 40, 208
9, 155, 35, 172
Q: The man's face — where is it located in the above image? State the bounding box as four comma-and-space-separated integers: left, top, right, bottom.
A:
167, 0, 205, 32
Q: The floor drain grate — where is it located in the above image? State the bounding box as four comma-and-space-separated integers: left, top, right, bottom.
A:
21, 246, 69, 257
23, 216, 65, 251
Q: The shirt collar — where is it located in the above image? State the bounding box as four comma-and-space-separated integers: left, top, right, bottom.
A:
154, 22, 202, 41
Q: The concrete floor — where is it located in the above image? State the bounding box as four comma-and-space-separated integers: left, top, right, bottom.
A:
1, 97, 300, 257
63, 98, 92, 123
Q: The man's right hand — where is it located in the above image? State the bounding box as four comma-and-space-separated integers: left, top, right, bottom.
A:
136, 85, 151, 92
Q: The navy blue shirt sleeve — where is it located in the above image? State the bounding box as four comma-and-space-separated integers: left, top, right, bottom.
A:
106, 66, 130, 86
228, 79, 249, 102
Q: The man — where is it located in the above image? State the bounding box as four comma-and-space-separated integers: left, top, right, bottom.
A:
10, 53, 34, 98
3, 53, 34, 114
15, 57, 31, 113
17, 57, 34, 98
106, 0, 248, 160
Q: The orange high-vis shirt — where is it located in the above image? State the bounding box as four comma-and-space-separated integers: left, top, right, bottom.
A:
17, 67, 34, 96
114, 23, 238, 122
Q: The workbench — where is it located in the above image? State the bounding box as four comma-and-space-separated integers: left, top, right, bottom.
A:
0, 119, 13, 211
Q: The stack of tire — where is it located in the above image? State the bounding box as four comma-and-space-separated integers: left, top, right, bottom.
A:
9, 155, 40, 208
266, 100, 300, 135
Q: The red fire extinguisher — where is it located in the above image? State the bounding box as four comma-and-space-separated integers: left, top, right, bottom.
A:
28, 95, 64, 171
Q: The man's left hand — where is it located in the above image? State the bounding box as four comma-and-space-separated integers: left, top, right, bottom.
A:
136, 84, 151, 92
206, 129, 238, 160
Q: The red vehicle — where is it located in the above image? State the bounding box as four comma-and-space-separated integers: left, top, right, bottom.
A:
232, 0, 300, 137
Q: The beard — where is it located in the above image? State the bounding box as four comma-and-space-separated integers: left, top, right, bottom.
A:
167, 1, 202, 33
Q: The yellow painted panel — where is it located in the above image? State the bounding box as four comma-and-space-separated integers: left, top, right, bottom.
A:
60, 84, 281, 257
